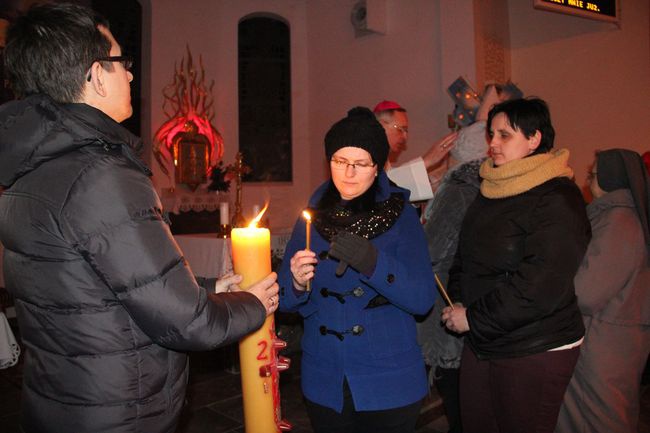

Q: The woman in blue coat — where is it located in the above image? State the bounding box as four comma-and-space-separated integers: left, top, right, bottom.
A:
278, 107, 436, 433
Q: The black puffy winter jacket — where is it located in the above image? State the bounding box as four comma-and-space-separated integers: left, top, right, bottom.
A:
448, 177, 591, 359
0, 95, 265, 433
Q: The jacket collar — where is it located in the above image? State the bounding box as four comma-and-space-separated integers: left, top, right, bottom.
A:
0, 94, 147, 187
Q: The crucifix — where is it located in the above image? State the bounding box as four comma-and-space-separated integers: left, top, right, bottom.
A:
229, 152, 251, 228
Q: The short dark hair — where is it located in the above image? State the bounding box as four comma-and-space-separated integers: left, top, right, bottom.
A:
4, 3, 111, 103
487, 97, 555, 155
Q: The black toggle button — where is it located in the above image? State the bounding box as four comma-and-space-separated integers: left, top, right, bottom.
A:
320, 287, 365, 304
319, 324, 364, 341
321, 288, 345, 304
386, 274, 395, 283
320, 325, 344, 341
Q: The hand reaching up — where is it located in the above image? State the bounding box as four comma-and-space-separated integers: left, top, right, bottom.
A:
422, 131, 458, 170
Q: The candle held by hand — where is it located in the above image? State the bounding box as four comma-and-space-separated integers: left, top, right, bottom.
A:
231, 203, 289, 433
302, 210, 312, 292
434, 273, 454, 310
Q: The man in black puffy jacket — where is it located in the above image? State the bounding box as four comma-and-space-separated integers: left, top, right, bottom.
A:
0, 4, 279, 432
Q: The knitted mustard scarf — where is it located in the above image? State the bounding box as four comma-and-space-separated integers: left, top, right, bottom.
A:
480, 149, 574, 198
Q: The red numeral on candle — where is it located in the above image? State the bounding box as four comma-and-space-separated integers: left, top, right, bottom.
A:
256, 340, 268, 360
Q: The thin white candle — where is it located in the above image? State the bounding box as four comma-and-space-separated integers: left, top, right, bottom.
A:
219, 202, 229, 225
434, 273, 454, 310
302, 210, 312, 292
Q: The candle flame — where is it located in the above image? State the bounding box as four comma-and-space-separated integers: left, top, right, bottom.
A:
302, 210, 311, 222
248, 203, 269, 228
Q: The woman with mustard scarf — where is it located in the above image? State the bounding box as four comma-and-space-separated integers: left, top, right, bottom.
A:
441, 98, 591, 433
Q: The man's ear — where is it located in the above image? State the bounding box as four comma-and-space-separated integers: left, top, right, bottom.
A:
87, 62, 107, 97
528, 130, 541, 152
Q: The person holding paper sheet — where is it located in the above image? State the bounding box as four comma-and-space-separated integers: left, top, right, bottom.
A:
441, 98, 591, 433
279, 107, 436, 433
374, 100, 456, 201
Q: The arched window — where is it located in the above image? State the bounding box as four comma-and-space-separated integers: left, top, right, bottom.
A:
238, 16, 291, 182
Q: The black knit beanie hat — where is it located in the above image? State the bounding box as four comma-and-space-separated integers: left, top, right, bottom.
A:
597, 148, 650, 249
324, 107, 389, 169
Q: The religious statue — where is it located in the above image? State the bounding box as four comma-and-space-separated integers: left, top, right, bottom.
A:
172, 120, 210, 191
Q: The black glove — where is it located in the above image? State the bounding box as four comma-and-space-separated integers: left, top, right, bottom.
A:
329, 231, 377, 277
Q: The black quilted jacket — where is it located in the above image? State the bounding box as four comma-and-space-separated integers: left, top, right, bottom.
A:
448, 176, 591, 359
0, 95, 265, 433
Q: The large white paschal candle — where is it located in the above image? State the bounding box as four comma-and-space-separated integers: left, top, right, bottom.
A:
231, 204, 291, 433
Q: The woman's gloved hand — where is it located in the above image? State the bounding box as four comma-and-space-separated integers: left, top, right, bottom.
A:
329, 231, 377, 277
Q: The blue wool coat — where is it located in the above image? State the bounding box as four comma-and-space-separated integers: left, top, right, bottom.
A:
278, 172, 436, 413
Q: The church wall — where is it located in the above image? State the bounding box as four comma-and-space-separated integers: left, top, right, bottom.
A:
507, 0, 650, 190
148, 0, 311, 229
147, 0, 478, 230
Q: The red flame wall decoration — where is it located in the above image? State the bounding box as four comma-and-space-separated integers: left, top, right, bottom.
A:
154, 46, 224, 183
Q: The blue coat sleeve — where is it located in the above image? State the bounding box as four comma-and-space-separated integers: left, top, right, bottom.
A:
362, 204, 436, 315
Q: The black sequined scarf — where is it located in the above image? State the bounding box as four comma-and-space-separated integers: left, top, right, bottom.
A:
312, 193, 405, 241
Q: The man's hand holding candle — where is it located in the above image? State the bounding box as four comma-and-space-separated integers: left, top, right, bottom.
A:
290, 250, 317, 291
245, 272, 280, 316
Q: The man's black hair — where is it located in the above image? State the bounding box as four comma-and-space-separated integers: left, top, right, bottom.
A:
4, 3, 111, 103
